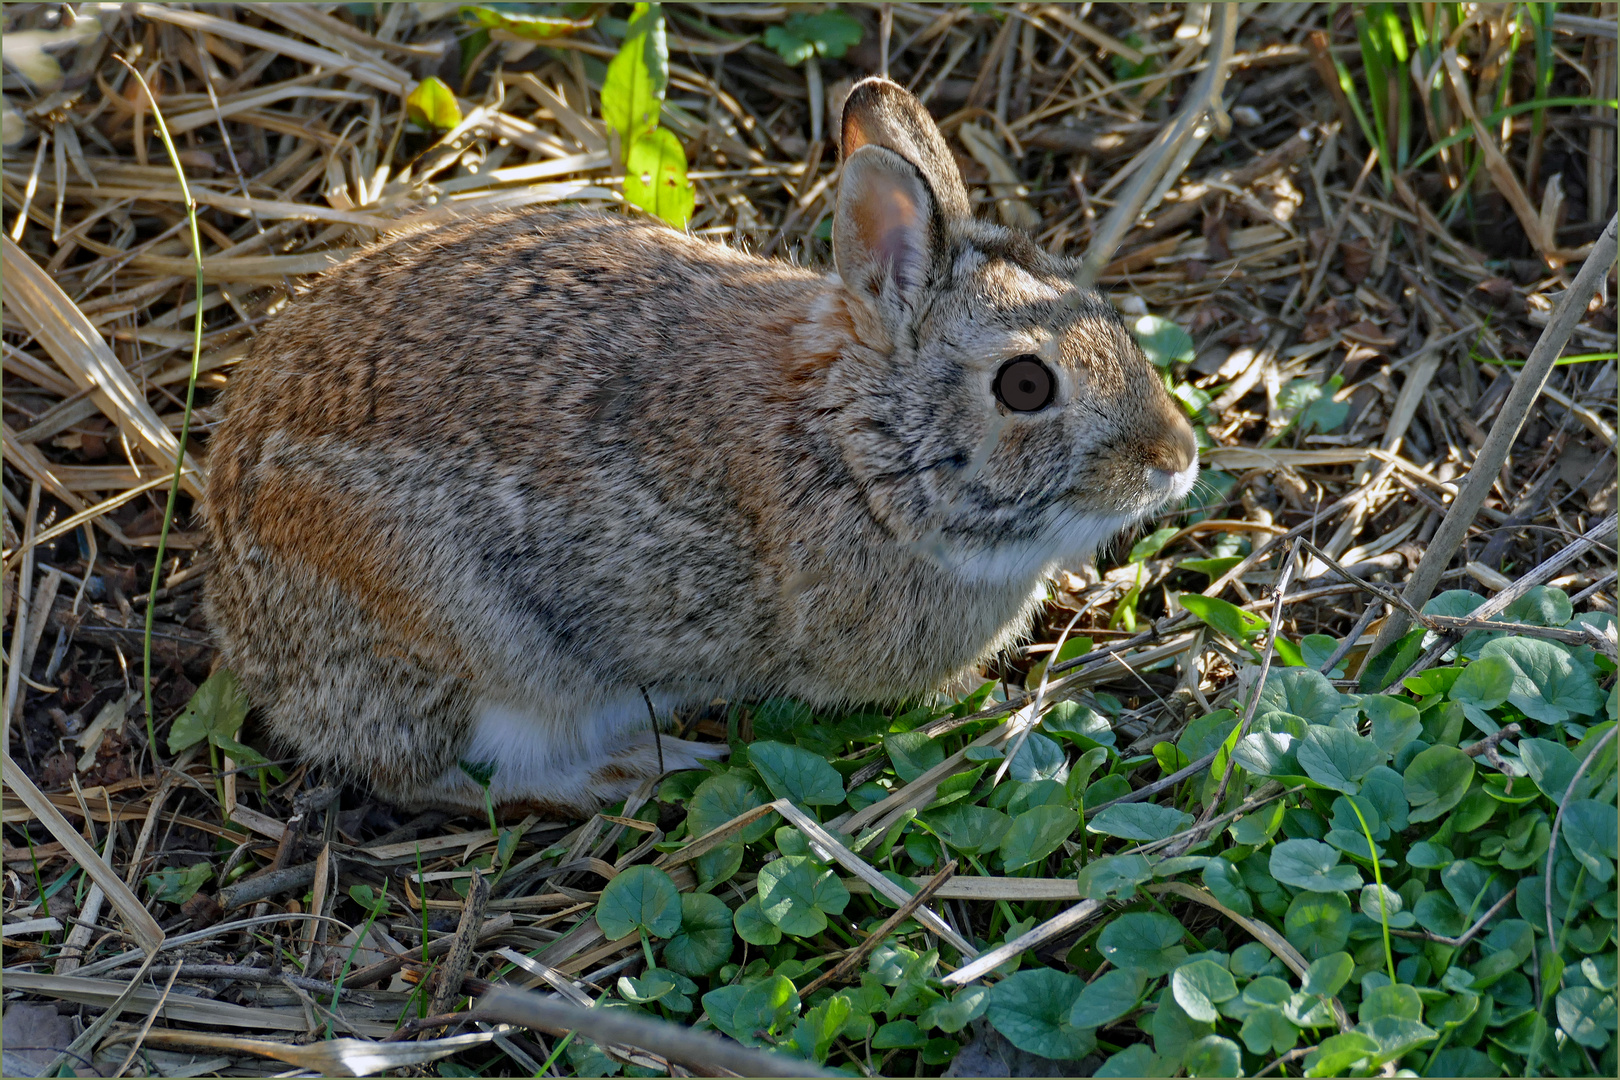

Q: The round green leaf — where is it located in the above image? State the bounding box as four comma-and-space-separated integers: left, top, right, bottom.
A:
662, 892, 733, 976
923, 803, 1011, 856
1099, 912, 1188, 977
1183, 1034, 1243, 1077
1359, 984, 1422, 1024
1076, 853, 1154, 901
884, 731, 944, 783
1096, 1044, 1159, 1077
733, 895, 781, 945
1201, 857, 1254, 916
1479, 636, 1604, 724
1172, 959, 1238, 1023
1556, 985, 1616, 1049
757, 855, 848, 937
596, 864, 682, 940
1009, 731, 1067, 782
986, 969, 1094, 1060
1448, 654, 1515, 729
1001, 804, 1080, 871
1284, 890, 1352, 959
1069, 968, 1145, 1028
749, 741, 845, 806
1302, 951, 1354, 998
1297, 725, 1384, 794
1407, 841, 1454, 868
1362, 695, 1422, 754
687, 773, 775, 843
1403, 744, 1474, 823
1257, 668, 1346, 724
405, 76, 462, 130
1239, 1004, 1300, 1055
1086, 802, 1192, 841
1134, 314, 1195, 367
705, 974, 799, 1047
1231, 731, 1304, 780
1560, 799, 1618, 883
1270, 838, 1363, 893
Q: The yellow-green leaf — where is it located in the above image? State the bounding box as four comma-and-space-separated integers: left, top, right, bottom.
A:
625, 127, 694, 229
406, 76, 461, 131
601, 2, 667, 145
459, 6, 595, 40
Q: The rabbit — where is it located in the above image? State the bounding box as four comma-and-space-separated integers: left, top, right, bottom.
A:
204, 77, 1199, 818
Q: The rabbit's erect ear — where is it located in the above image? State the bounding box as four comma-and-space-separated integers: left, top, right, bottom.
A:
834, 144, 940, 299
840, 77, 970, 220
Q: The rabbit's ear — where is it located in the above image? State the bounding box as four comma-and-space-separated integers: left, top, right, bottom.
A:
834, 144, 941, 299
840, 77, 970, 220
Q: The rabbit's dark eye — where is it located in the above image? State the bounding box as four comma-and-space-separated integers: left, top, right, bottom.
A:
993, 356, 1055, 412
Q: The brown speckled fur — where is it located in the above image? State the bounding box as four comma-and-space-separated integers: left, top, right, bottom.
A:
205, 79, 1198, 815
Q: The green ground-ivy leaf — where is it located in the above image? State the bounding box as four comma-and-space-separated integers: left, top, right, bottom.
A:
1069, 968, 1146, 1028
1099, 912, 1188, 977
1172, 959, 1238, 1023
596, 864, 682, 940
1296, 725, 1383, 794
1403, 744, 1474, 823
1086, 802, 1192, 841
884, 730, 944, 783
757, 855, 848, 937
1000, 804, 1079, 871
986, 968, 1094, 1061
661, 891, 733, 976
924, 803, 1011, 856
1270, 839, 1363, 893
1284, 890, 1353, 959
1480, 636, 1604, 725
1560, 799, 1619, 883
686, 773, 775, 843
750, 740, 845, 806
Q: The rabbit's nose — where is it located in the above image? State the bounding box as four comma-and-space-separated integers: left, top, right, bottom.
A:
1150, 417, 1198, 476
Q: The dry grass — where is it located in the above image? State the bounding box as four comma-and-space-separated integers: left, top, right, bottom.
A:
3, 3, 1617, 1077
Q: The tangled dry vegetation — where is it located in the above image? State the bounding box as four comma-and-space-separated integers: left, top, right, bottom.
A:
2, 3, 1617, 1078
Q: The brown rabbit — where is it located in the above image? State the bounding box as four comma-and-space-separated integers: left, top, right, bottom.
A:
204, 78, 1198, 817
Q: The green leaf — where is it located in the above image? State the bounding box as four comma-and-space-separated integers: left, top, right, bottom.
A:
1479, 636, 1604, 724
686, 773, 775, 842
601, 2, 667, 144
1043, 701, 1115, 748
885, 731, 944, 784
1362, 695, 1421, 754
1133, 314, 1196, 367
1301, 634, 1344, 676
1561, 799, 1619, 882
1302, 951, 1354, 997
1360, 984, 1422, 1024
762, 9, 863, 65
1406, 841, 1453, 869
1270, 839, 1362, 893
1178, 710, 1238, 760
458, 6, 595, 40
1403, 744, 1474, 823
1180, 555, 1244, 580
1296, 725, 1383, 794
1009, 731, 1067, 782
1518, 737, 1590, 802
919, 985, 989, 1033
1501, 585, 1574, 628
733, 895, 781, 945
1130, 525, 1181, 562
624, 127, 694, 229
757, 855, 849, 937
1172, 959, 1238, 1023
704, 974, 799, 1047
871, 1018, 927, 1049
618, 967, 678, 1005
986, 968, 1094, 1060
1284, 890, 1353, 959
1259, 668, 1347, 724
1181, 594, 1268, 643
145, 862, 211, 904
1404, 665, 1463, 696
791, 995, 852, 1063
749, 741, 845, 806
1239, 1005, 1300, 1056
1360, 627, 1427, 692
1000, 804, 1079, 872
1232, 731, 1307, 782
1448, 654, 1515, 729
923, 803, 1011, 856
1303, 1031, 1380, 1076
1183, 1033, 1243, 1076
1556, 985, 1616, 1048
1227, 801, 1284, 846
1069, 969, 1145, 1028
596, 864, 682, 940
405, 76, 461, 130
166, 669, 251, 754
1099, 912, 1188, 977
1076, 853, 1155, 901
1086, 802, 1192, 841
662, 892, 733, 976
1201, 858, 1254, 916
1096, 1044, 1160, 1077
